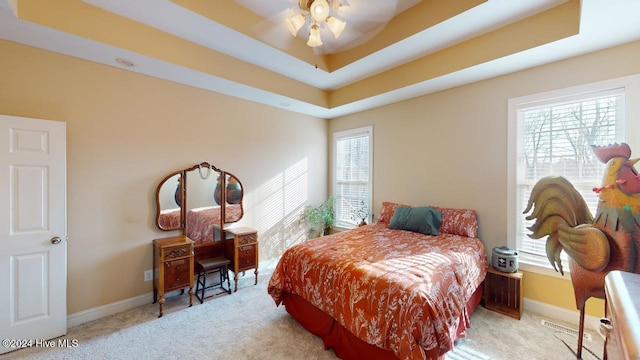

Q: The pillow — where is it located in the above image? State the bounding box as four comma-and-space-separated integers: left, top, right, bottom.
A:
433, 206, 478, 238
378, 201, 409, 224
379, 202, 479, 237
388, 206, 442, 236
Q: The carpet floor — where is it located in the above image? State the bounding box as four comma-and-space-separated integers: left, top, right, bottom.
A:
2, 261, 605, 360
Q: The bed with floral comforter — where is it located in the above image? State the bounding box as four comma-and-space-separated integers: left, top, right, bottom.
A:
267, 202, 487, 360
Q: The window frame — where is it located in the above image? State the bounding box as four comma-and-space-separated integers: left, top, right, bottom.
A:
332, 125, 373, 229
507, 74, 640, 278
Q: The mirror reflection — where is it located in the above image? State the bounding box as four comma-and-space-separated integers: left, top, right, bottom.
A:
155, 163, 244, 245
156, 171, 183, 231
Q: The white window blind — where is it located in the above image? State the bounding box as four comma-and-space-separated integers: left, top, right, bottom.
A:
333, 126, 372, 228
507, 77, 638, 271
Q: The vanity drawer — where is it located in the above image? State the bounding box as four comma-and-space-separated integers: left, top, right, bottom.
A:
237, 244, 256, 270
164, 258, 190, 290
236, 233, 257, 246
163, 244, 192, 259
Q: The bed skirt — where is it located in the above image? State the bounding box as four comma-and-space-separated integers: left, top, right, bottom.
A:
282, 284, 484, 360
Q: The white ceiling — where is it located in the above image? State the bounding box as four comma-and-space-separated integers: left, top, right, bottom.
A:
1, 0, 640, 119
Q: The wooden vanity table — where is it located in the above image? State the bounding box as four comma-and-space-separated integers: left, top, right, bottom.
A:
154, 161, 251, 307
152, 235, 194, 317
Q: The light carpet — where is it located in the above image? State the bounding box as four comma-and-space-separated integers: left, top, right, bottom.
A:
2, 261, 605, 360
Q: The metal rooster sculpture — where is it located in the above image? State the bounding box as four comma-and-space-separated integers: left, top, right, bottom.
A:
524, 142, 640, 359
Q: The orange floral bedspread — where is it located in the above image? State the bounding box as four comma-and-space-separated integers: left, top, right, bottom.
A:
268, 222, 487, 360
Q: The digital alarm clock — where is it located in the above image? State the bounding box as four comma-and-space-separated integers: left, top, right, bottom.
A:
491, 246, 519, 273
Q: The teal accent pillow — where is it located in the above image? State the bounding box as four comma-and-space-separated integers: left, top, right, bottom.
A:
388, 206, 442, 235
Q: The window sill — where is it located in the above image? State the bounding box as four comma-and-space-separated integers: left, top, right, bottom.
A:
518, 260, 572, 281
330, 225, 352, 233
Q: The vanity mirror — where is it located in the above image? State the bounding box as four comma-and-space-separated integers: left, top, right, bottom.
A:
155, 162, 244, 243
156, 171, 183, 231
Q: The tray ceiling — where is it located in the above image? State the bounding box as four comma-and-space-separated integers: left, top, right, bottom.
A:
1, 0, 640, 118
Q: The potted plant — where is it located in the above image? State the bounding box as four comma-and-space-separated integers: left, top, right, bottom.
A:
302, 197, 334, 238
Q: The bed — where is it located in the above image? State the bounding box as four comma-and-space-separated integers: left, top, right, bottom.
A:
267, 202, 488, 360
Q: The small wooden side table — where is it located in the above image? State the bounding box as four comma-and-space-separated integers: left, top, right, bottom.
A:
152, 235, 194, 317
224, 227, 258, 292
484, 267, 523, 320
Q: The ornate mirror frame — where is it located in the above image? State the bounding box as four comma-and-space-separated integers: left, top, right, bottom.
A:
155, 162, 244, 240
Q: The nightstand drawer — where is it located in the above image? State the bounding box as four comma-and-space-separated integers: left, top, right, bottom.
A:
164, 258, 190, 290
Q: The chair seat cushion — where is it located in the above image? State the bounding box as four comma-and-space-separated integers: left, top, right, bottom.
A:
198, 257, 231, 270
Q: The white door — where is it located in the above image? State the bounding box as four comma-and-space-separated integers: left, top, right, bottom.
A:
0, 115, 67, 354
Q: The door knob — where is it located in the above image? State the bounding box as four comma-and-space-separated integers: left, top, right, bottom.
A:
50, 236, 62, 244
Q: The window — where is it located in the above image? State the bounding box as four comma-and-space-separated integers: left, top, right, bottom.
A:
507, 75, 640, 275
333, 126, 373, 229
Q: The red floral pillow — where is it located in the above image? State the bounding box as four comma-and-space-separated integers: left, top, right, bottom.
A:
433, 206, 478, 238
378, 201, 409, 224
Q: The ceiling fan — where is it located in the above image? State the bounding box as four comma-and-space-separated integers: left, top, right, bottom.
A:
235, 0, 421, 54
286, 0, 346, 47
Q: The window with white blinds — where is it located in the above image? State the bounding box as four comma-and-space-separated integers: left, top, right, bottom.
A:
333, 126, 372, 228
507, 75, 640, 272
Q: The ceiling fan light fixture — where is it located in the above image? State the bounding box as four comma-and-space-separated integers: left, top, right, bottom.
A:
326, 16, 345, 39
288, 0, 344, 48
307, 24, 323, 47
286, 14, 306, 36
310, 0, 330, 22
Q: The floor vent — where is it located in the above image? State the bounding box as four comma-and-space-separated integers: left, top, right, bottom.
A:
540, 319, 592, 341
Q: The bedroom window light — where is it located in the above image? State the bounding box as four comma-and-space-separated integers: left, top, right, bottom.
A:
333, 126, 373, 229
507, 75, 640, 277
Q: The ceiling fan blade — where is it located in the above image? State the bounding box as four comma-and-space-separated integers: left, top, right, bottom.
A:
339, 0, 418, 23
248, 8, 302, 50
234, 0, 297, 19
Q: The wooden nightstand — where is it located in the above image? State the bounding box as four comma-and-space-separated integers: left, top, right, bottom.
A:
484, 267, 523, 320
224, 227, 258, 292
152, 235, 194, 317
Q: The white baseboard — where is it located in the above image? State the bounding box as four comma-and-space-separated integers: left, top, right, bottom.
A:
523, 297, 603, 339
67, 291, 603, 338
66, 260, 279, 328
67, 292, 152, 328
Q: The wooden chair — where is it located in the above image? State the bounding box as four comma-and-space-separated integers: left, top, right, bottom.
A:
195, 256, 231, 303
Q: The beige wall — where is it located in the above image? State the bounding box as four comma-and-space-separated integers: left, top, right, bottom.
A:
2, 35, 639, 319
329, 40, 640, 317
0, 40, 328, 314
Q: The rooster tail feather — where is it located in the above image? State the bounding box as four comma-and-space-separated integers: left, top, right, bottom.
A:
524, 176, 593, 228
526, 196, 578, 224
527, 214, 567, 239
524, 176, 593, 273
546, 233, 564, 275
